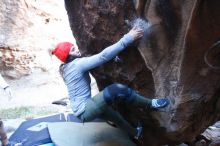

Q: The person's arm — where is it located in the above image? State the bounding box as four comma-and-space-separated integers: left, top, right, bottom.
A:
76, 27, 144, 72
0, 74, 13, 98
0, 74, 9, 89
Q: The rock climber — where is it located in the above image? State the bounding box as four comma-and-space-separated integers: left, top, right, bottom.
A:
52, 26, 169, 139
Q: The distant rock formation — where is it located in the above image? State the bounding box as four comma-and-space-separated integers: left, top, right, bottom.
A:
0, 0, 73, 78
64, 0, 220, 145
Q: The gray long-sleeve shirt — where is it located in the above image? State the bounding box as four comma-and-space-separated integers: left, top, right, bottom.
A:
63, 33, 134, 116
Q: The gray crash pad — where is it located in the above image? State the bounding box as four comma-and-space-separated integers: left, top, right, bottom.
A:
48, 122, 136, 146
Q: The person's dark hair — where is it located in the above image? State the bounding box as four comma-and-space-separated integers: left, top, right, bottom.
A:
59, 55, 76, 80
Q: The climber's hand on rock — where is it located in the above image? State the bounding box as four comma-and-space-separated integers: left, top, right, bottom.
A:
128, 27, 144, 40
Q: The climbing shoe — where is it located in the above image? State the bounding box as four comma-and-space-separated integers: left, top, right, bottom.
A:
134, 125, 143, 140
151, 98, 169, 108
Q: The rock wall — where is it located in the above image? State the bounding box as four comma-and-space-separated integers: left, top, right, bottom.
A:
0, 0, 74, 109
0, 0, 74, 78
64, 0, 220, 145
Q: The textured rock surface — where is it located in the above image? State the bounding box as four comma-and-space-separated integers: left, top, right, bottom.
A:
0, 0, 74, 78
64, 0, 220, 145
0, 0, 75, 108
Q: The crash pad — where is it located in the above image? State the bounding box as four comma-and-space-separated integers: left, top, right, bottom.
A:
9, 113, 104, 146
9, 114, 67, 146
48, 122, 137, 146
39, 143, 55, 146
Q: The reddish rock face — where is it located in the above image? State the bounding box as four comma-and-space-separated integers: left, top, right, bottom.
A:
0, 0, 73, 78
65, 0, 220, 145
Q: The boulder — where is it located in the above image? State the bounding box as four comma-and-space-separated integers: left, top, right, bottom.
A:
64, 0, 220, 145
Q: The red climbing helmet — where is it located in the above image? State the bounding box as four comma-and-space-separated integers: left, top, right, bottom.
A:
52, 42, 73, 62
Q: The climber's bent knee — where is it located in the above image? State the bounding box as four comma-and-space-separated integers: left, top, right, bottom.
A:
103, 83, 133, 104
